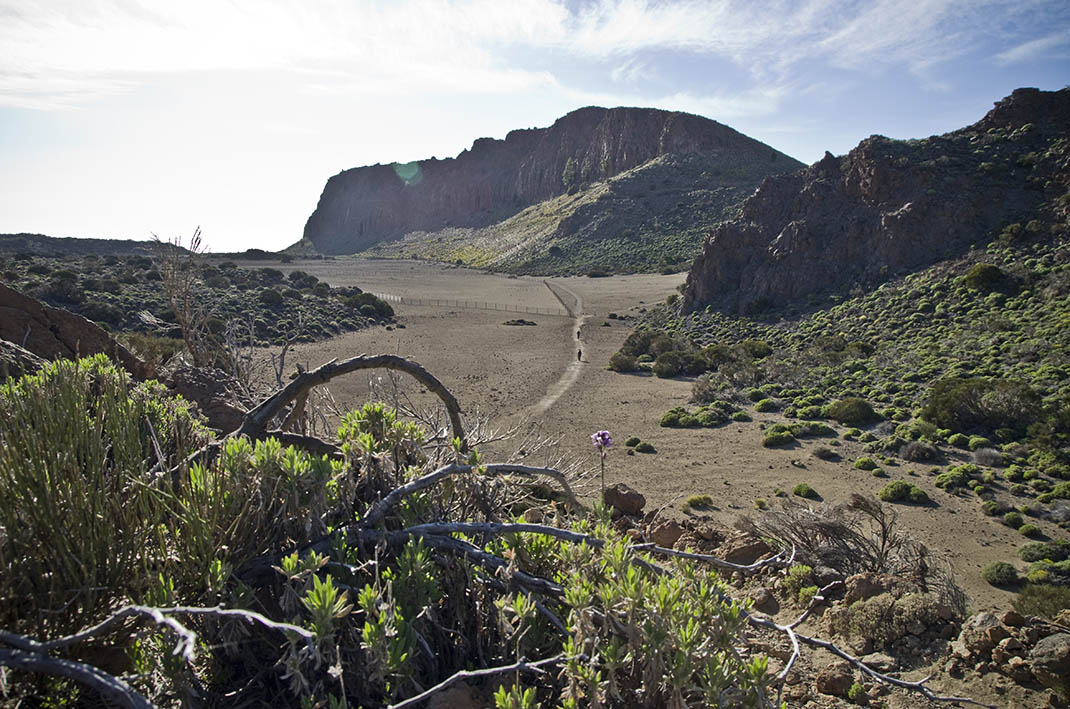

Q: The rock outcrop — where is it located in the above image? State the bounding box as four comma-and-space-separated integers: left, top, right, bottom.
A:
0, 282, 148, 379
682, 87, 1070, 314
301, 106, 802, 260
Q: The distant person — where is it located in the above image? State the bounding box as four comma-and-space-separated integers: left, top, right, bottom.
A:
577, 349, 582, 361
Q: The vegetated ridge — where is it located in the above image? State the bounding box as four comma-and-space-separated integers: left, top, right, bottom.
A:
682, 87, 1070, 314
296, 106, 803, 274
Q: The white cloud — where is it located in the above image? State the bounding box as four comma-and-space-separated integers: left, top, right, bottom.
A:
995, 27, 1070, 64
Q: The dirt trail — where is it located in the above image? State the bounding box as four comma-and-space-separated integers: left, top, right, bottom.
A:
526, 280, 587, 416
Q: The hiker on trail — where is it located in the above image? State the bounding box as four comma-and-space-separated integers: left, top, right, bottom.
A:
577, 349, 582, 361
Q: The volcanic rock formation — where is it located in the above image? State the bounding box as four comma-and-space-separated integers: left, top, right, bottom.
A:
682, 87, 1070, 314
301, 106, 802, 262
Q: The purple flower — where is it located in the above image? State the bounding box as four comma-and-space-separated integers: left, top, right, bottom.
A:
591, 430, 611, 454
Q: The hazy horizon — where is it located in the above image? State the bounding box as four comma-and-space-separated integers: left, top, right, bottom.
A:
1, 0, 1067, 253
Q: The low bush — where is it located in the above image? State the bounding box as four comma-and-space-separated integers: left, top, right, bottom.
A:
824, 397, 880, 425
1019, 524, 1041, 537
763, 429, 795, 447
981, 561, 1019, 587
901, 440, 938, 462
968, 435, 994, 452
947, 432, 970, 449
755, 398, 778, 413
624, 436, 641, 447
1012, 584, 1070, 619
634, 441, 656, 454
813, 446, 840, 461
793, 483, 819, 499
854, 457, 878, 471
608, 351, 639, 372
1004, 511, 1026, 529
1019, 539, 1070, 563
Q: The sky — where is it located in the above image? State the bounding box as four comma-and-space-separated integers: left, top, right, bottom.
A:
1, 1, 1068, 253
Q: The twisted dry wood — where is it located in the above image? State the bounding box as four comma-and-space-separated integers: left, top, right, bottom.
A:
236, 354, 466, 449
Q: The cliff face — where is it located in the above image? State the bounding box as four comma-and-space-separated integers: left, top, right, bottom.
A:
302, 107, 802, 255
682, 88, 1070, 314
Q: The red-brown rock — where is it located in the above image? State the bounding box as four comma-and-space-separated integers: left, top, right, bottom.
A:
603, 482, 645, 516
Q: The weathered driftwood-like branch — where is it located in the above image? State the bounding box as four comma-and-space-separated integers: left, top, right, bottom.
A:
0, 605, 315, 708
387, 653, 570, 709
629, 542, 794, 573
0, 648, 153, 709
361, 463, 580, 528
236, 354, 466, 449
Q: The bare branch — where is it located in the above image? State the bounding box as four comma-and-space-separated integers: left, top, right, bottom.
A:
236, 354, 466, 448
0, 649, 153, 709
629, 543, 793, 573
387, 654, 569, 709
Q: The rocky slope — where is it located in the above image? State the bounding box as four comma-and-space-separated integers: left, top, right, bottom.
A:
682, 87, 1070, 314
298, 107, 803, 273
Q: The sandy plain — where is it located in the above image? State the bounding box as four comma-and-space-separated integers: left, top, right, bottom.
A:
241, 256, 1031, 612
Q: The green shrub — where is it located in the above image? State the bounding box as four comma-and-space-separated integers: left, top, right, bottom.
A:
624, 436, 641, 447
731, 411, 752, 422
968, 435, 993, 451
1019, 524, 1041, 537
740, 339, 772, 359
798, 585, 819, 605
947, 432, 970, 449
981, 561, 1019, 587
854, 457, 878, 471
652, 351, 686, 378
258, 287, 284, 306
825, 398, 879, 425
1019, 539, 1070, 563
754, 398, 778, 413
964, 263, 1008, 291
908, 486, 929, 504
686, 494, 714, 509
634, 441, 656, 454
848, 683, 866, 702
921, 377, 1042, 438
793, 483, 818, 499
878, 480, 911, 502
783, 564, 813, 597
763, 430, 795, 447
609, 352, 639, 372
1012, 584, 1070, 619
1003, 511, 1025, 529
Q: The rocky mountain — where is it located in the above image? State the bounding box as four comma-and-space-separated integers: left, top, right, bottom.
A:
298, 107, 803, 273
682, 87, 1070, 314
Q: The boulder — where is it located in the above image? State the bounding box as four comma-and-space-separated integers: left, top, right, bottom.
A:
0, 339, 46, 380
815, 661, 853, 698
603, 483, 645, 516
168, 365, 251, 433
648, 519, 684, 548
1030, 633, 1070, 696
859, 652, 896, 673
749, 587, 778, 614
843, 572, 895, 605
0, 282, 148, 378
718, 532, 770, 565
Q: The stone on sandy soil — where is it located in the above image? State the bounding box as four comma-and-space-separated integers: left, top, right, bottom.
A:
843, 572, 895, 605
860, 652, 896, 673
810, 565, 843, 588
0, 339, 45, 379
1029, 633, 1070, 695
1005, 655, 1034, 683
603, 482, 645, 516
956, 612, 1005, 657
718, 532, 770, 565
815, 661, 854, 697
749, 587, 778, 613
169, 365, 251, 433
1001, 609, 1026, 627
648, 519, 684, 547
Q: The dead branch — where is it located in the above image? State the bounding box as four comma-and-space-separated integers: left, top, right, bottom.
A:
236, 354, 466, 448
0, 648, 153, 709
360, 462, 580, 528
629, 543, 794, 573
0, 605, 316, 709
387, 653, 569, 709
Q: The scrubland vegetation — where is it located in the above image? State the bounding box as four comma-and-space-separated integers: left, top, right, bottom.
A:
0, 249, 394, 357
612, 229, 1070, 618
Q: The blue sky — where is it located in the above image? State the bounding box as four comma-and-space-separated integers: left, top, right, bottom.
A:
1, 1, 1067, 252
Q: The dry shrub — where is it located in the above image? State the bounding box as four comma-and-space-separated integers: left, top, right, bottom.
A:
738, 494, 965, 615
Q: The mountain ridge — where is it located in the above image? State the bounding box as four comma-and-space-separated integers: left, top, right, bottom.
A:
298, 106, 804, 272
682, 87, 1070, 314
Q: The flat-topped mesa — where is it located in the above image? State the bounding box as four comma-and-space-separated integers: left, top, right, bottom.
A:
302, 106, 800, 255
682, 87, 1070, 315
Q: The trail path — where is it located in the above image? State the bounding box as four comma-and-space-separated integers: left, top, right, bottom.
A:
527, 280, 587, 416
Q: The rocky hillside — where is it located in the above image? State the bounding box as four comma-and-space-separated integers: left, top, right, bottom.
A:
682, 87, 1070, 314
298, 107, 803, 273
